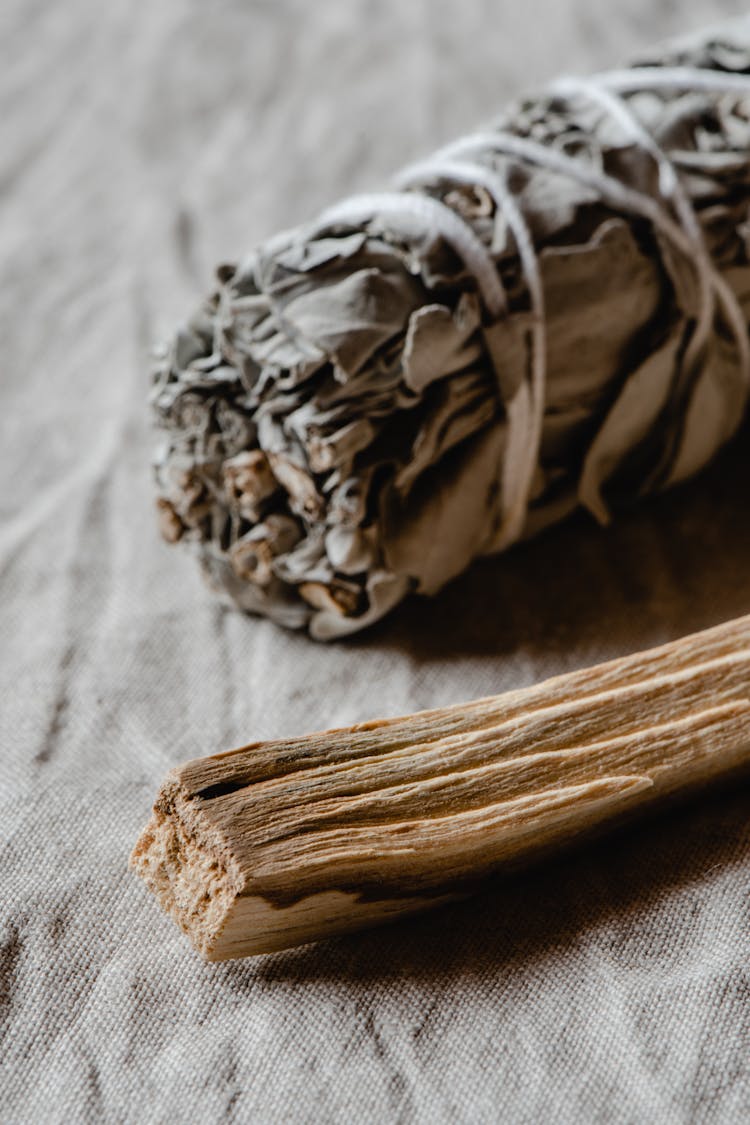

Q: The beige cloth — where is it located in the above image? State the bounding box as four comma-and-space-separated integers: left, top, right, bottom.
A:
2, 2, 749, 1121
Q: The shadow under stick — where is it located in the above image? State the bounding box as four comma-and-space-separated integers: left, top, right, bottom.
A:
131, 614, 750, 960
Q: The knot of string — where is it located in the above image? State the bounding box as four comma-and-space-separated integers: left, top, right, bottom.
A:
318, 67, 750, 547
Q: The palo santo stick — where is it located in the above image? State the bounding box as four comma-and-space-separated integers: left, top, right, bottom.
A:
131, 615, 750, 960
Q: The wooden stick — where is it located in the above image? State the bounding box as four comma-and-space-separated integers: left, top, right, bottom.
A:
131, 615, 750, 960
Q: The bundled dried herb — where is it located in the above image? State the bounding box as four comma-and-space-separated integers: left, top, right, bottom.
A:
152, 21, 750, 638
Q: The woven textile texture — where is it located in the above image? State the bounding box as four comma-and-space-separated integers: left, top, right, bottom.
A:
2, 2, 749, 1122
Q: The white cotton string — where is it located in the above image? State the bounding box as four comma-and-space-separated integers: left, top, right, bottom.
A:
317, 192, 507, 317
317, 193, 539, 545
393, 159, 545, 546
449, 101, 750, 374
435, 115, 750, 431
550, 76, 717, 384
438, 131, 716, 270
550, 74, 750, 416
418, 127, 726, 536
572, 67, 750, 389
317, 68, 750, 547
601, 66, 750, 95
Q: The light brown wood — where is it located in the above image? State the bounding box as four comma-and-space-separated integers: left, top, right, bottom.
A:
130, 614, 750, 960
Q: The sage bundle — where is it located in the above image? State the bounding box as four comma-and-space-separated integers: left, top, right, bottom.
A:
152, 22, 750, 639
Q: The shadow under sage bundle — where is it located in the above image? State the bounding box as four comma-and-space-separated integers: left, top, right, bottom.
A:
152, 22, 750, 639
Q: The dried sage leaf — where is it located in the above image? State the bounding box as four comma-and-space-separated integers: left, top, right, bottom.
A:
151, 18, 750, 638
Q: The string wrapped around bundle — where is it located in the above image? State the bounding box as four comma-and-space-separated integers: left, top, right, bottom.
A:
152, 21, 750, 639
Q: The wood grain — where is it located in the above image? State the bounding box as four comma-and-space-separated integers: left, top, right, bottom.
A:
131, 614, 750, 959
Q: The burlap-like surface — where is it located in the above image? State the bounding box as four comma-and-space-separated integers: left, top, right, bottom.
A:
2, 2, 749, 1121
